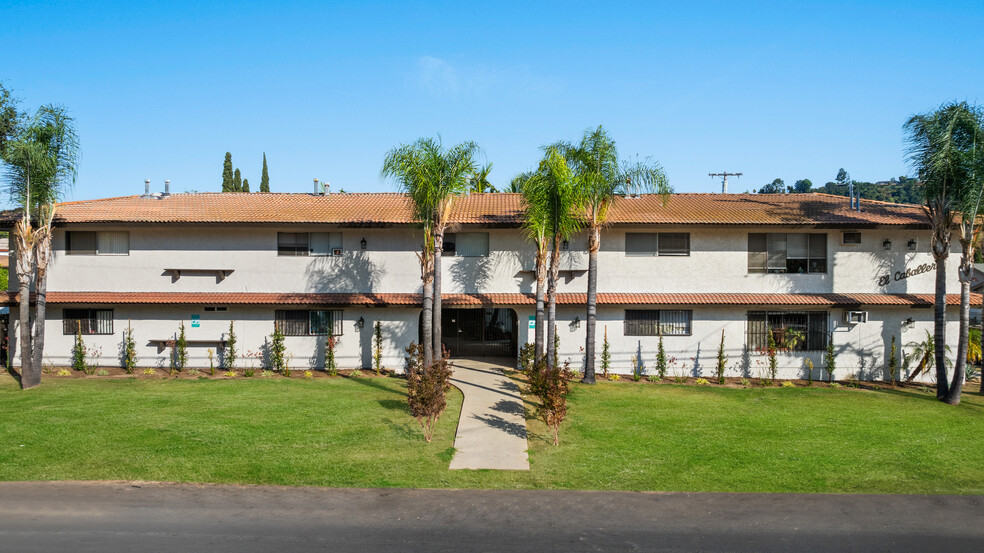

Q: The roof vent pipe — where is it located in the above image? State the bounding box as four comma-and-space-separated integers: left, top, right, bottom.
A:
144, 179, 151, 196
314, 178, 320, 195
164, 179, 170, 196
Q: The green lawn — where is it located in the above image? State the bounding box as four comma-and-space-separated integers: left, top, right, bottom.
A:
1, 374, 982, 493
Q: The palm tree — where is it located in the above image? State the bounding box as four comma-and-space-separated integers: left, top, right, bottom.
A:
905, 331, 953, 383
525, 148, 581, 370
382, 137, 479, 364
1, 105, 79, 389
905, 102, 983, 403
468, 163, 495, 193
554, 126, 670, 383
519, 170, 548, 359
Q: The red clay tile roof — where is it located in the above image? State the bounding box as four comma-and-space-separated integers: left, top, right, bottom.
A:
3, 192, 929, 227
2, 291, 972, 307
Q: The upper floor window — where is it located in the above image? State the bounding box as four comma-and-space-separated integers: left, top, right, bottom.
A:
625, 233, 690, 256
443, 232, 489, 257
66, 231, 129, 255
275, 309, 343, 336
277, 232, 343, 256
748, 233, 826, 274
624, 309, 692, 336
746, 311, 827, 351
63, 308, 114, 335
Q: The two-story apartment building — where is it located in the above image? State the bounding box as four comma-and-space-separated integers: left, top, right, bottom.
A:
3, 191, 969, 381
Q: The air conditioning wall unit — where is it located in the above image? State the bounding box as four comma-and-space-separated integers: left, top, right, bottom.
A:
843, 310, 868, 324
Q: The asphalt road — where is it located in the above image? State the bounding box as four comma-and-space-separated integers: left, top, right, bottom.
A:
0, 481, 981, 552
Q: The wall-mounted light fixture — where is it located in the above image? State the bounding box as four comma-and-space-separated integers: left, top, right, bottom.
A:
908, 239, 917, 251
562, 240, 569, 250
571, 316, 581, 330
360, 237, 367, 250
882, 239, 892, 250
357, 316, 365, 329
903, 317, 914, 326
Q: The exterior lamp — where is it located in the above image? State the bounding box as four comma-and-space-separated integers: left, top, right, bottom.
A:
882, 239, 892, 250
903, 317, 914, 326
357, 316, 365, 329
360, 237, 367, 250
562, 240, 569, 250
908, 239, 917, 251
571, 316, 581, 329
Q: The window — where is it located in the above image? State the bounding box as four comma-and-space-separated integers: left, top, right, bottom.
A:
746, 311, 827, 352
204, 306, 228, 312
625, 233, 690, 256
624, 309, 692, 336
442, 232, 489, 257
748, 233, 826, 273
275, 309, 343, 336
842, 231, 862, 245
66, 231, 129, 255
63, 308, 113, 335
278, 232, 343, 256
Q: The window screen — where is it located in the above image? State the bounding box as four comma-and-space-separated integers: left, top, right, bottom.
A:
277, 233, 309, 256
66, 231, 98, 255
455, 232, 489, 257
624, 309, 692, 336
442, 233, 457, 256
748, 233, 826, 274
746, 311, 827, 351
97, 231, 129, 255
625, 233, 658, 255
63, 309, 113, 335
657, 233, 690, 256
276, 309, 343, 336
311, 232, 343, 256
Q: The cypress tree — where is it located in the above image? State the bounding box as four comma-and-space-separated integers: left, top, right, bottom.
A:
233, 168, 242, 192
242, 178, 250, 192
260, 152, 270, 192
222, 152, 234, 192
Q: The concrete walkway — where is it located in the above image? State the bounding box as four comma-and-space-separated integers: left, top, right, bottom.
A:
448, 358, 530, 470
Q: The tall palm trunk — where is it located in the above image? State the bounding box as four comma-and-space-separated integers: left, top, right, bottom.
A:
534, 241, 547, 359
13, 219, 36, 388
418, 242, 434, 369
933, 257, 949, 399
433, 229, 444, 358
948, 240, 973, 404
582, 224, 600, 384
30, 207, 55, 376
546, 235, 561, 370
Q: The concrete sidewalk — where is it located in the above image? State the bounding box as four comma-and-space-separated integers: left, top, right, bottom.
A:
448, 358, 530, 470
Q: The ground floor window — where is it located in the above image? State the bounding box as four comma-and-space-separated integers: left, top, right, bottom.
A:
746, 311, 827, 352
63, 308, 114, 335
275, 309, 343, 336
624, 309, 692, 336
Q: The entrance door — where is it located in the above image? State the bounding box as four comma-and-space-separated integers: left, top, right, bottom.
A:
437, 308, 517, 358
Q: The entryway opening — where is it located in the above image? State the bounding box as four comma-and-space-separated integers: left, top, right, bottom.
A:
419, 308, 518, 358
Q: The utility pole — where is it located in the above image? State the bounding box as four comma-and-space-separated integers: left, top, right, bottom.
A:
709, 172, 742, 193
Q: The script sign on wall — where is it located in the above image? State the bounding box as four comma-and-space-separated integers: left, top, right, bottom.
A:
876, 262, 936, 287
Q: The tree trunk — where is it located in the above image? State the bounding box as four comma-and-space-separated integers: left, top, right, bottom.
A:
534, 241, 546, 359
582, 225, 600, 384
433, 230, 444, 359
947, 255, 971, 405
420, 247, 434, 370
31, 224, 53, 377
933, 258, 949, 399
13, 220, 36, 389
546, 235, 561, 371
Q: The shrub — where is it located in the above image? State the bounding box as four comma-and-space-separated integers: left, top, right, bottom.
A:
96, 369, 109, 376
525, 356, 574, 446
805, 358, 814, 385
71, 330, 86, 373
143, 368, 156, 376
781, 381, 796, 388
607, 373, 620, 381
269, 324, 287, 373
57, 368, 71, 377
303, 370, 313, 379
830, 382, 842, 389
207, 348, 216, 376
695, 377, 710, 386
121, 320, 138, 374
350, 369, 362, 377
325, 335, 338, 375
825, 334, 836, 382
647, 373, 660, 383
174, 322, 188, 373
243, 367, 255, 377
518, 342, 535, 373
405, 343, 454, 443
716, 329, 727, 384
225, 321, 237, 369
766, 332, 778, 385
739, 377, 750, 387
888, 335, 898, 386
601, 326, 611, 378
187, 368, 201, 376
630, 355, 645, 382
656, 332, 668, 379
224, 370, 236, 378
373, 321, 384, 375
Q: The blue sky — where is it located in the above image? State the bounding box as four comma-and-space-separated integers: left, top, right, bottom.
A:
2, 1, 983, 202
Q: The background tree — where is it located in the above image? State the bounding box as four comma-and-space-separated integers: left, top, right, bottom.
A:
233, 168, 242, 192
1, 104, 79, 389
554, 126, 669, 383
222, 152, 233, 192
242, 178, 250, 193
759, 178, 785, 194
468, 163, 495, 193
836, 168, 850, 186
260, 152, 270, 192
793, 179, 813, 193
0, 83, 21, 153
904, 101, 981, 403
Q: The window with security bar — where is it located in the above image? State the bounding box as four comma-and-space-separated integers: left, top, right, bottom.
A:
63, 309, 114, 335
624, 309, 692, 336
746, 311, 827, 352
748, 233, 826, 274
275, 309, 343, 336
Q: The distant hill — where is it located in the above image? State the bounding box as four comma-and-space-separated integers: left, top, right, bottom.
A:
815, 176, 922, 205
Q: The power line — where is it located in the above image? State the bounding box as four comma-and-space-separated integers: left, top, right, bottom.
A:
709, 172, 742, 193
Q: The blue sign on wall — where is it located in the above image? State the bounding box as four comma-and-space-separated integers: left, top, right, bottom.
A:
191, 314, 200, 328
